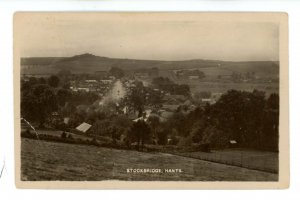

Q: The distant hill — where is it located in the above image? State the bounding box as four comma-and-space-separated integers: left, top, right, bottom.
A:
21, 57, 66, 66
21, 53, 279, 77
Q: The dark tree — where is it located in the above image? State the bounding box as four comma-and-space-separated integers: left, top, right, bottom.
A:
167, 112, 188, 137
127, 86, 146, 117
148, 115, 160, 140
261, 93, 279, 151
176, 84, 190, 96
56, 88, 72, 107
147, 91, 163, 107
38, 77, 47, 84
48, 75, 60, 88
21, 84, 58, 128
61, 131, 67, 139
267, 93, 279, 110
60, 102, 76, 117
152, 76, 190, 97
130, 120, 151, 151
210, 90, 267, 149
109, 67, 124, 79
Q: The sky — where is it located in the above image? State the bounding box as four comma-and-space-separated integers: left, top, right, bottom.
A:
15, 13, 280, 61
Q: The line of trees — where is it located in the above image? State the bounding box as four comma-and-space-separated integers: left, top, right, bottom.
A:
169, 90, 279, 151
21, 76, 98, 128
152, 77, 190, 96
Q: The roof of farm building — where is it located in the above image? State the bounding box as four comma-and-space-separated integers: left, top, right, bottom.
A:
76, 122, 92, 133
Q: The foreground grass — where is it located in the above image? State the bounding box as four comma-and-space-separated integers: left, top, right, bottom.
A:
21, 138, 277, 181
176, 149, 278, 173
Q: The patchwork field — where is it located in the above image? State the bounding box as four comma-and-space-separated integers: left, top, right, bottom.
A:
21, 138, 277, 181
187, 81, 278, 95
158, 69, 278, 96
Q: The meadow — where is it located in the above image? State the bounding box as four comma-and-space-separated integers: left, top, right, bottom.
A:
176, 149, 278, 173
21, 138, 277, 181
159, 68, 278, 96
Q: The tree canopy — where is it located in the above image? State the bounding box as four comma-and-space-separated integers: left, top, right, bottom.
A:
109, 67, 124, 79
48, 75, 60, 88
21, 84, 58, 127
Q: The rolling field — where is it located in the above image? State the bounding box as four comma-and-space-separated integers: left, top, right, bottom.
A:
21, 138, 277, 181
187, 81, 278, 95
158, 69, 278, 95
177, 149, 278, 173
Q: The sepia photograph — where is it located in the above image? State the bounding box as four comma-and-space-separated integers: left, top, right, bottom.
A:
14, 12, 289, 189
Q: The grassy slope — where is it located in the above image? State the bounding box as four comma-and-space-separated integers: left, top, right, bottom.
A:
177, 149, 278, 173
21, 138, 277, 181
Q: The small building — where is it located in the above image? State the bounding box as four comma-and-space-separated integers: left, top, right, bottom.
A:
100, 80, 113, 84
201, 98, 212, 103
63, 117, 70, 125
229, 140, 238, 148
201, 98, 217, 105
76, 122, 92, 133
79, 88, 90, 92
85, 80, 98, 83
132, 117, 146, 122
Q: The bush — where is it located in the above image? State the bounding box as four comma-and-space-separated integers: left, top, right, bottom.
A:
168, 135, 179, 145
61, 131, 67, 139
178, 136, 193, 147
199, 143, 211, 152
157, 130, 168, 145
21, 129, 37, 139
67, 134, 73, 139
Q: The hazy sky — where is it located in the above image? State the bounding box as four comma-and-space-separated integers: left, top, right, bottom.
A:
16, 13, 279, 61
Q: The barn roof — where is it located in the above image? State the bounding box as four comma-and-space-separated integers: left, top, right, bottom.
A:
76, 122, 92, 133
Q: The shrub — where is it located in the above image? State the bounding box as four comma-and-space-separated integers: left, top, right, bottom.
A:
67, 134, 73, 139
61, 131, 67, 139
178, 135, 193, 147
168, 135, 179, 145
199, 143, 211, 152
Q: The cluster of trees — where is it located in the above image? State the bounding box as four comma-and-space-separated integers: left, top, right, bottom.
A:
152, 77, 190, 96
193, 91, 212, 100
165, 90, 279, 151
109, 67, 124, 79
21, 75, 279, 152
121, 81, 165, 116
230, 71, 256, 82
21, 83, 58, 128
116, 89, 279, 152
21, 75, 98, 128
